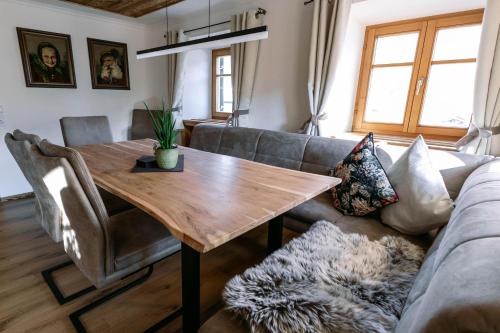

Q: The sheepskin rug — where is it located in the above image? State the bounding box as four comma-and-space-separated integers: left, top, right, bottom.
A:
223, 220, 424, 333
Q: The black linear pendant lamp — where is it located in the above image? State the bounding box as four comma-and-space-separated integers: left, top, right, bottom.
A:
137, 0, 268, 59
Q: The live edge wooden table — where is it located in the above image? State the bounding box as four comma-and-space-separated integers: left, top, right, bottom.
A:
75, 139, 340, 333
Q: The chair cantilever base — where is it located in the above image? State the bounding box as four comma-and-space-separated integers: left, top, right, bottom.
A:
67, 248, 182, 333
70, 265, 155, 333
41, 260, 97, 305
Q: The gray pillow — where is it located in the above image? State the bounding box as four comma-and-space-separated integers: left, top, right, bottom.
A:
381, 136, 453, 235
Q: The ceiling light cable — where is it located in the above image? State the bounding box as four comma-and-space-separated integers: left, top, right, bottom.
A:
208, 0, 211, 37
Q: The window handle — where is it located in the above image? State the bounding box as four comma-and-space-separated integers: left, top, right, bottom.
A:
416, 77, 425, 96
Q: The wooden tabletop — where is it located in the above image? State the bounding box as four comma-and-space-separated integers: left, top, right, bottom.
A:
75, 139, 340, 253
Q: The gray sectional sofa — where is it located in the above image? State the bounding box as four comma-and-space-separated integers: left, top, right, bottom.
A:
189, 124, 500, 333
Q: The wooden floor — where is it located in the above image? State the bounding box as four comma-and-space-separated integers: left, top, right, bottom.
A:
0, 198, 297, 333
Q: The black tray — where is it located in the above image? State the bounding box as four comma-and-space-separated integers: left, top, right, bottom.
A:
131, 155, 184, 173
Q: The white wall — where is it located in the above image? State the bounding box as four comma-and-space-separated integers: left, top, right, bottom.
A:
0, 0, 166, 197
182, 49, 212, 120
172, 0, 314, 131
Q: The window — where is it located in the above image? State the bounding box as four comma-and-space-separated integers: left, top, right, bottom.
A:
212, 48, 233, 119
353, 10, 483, 140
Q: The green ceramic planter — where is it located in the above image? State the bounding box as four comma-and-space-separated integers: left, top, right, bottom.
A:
155, 148, 179, 169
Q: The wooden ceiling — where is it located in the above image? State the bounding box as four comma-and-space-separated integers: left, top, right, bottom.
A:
63, 0, 184, 18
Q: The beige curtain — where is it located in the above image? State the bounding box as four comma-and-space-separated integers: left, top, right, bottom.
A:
300, 0, 351, 136
456, 0, 500, 155
165, 30, 186, 113
228, 10, 263, 127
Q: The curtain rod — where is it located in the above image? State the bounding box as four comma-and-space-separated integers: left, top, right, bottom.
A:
183, 7, 267, 34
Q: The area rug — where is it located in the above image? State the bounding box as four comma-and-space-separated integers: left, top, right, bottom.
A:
223, 220, 424, 333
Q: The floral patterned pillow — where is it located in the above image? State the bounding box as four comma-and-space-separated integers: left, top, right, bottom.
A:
331, 133, 398, 216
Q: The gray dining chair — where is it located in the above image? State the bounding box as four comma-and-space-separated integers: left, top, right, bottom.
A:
59, 117, 133, 215
6, 129, 135, 306
59, 116, 113, 147
34, 139, 181, 332
5, 130, 63, 243
131, 109, 155, 140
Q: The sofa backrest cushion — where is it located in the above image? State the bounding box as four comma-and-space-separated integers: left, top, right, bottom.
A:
396, 159, 500, 333
380, 144, 494, 199
254, 131, 310, 170
190, 124, 392, 174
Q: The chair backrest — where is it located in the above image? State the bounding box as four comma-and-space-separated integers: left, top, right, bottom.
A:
60, 116, 113, 147
4, 130, 63, 243
37, 140, 112, 287
131, 109, 155, 140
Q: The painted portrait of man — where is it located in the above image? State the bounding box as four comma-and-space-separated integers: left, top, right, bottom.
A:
88, 38, 130, 90
98, 49, 125, 85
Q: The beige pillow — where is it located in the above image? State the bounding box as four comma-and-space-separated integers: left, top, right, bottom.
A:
381, 136, 453, 235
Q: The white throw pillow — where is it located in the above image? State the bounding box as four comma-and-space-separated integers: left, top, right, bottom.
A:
381, 136, 453, 235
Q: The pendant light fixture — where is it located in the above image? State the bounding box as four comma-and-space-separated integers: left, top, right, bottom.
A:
137, 1, 268, 60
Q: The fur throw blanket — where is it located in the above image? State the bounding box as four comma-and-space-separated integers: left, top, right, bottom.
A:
223, 221, 424, 333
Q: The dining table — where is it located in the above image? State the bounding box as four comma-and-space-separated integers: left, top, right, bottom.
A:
75, 139, 341, 333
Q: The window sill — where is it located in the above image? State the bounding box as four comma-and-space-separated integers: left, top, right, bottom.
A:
333, 132, 459, 152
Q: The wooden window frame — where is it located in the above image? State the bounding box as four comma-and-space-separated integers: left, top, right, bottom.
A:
211, 48, 232, 120
352, 9, 484, 141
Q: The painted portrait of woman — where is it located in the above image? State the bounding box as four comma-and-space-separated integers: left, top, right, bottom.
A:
17, 27, 76, 88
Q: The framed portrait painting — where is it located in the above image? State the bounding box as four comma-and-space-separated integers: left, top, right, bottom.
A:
17, 28, 77, 88
87, 38, 130, 90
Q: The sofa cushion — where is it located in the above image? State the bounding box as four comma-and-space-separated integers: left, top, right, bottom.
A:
395, 160, 500, 333
332, 133, 398, 216
254, 130, 310, 170
286, 191, 344, 225
381, 136, 453, 235
217, 126, 263, 160
189, 124, 224, 153
285, 194, 433, 250
379, 144, 494, 200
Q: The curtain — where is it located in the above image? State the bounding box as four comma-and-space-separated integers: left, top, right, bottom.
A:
456, 0, 500, 155
300, 0, 351, 136
165, 30, 186, 129
228, 10, 263, 127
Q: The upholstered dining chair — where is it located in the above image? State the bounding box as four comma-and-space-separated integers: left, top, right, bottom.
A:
33, 139, 181, 332
59, 116, 113, 147
59, 117, 133, 215
5, 130, 63, 243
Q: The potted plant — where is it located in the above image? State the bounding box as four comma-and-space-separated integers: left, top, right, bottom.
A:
144, 101, 179, 169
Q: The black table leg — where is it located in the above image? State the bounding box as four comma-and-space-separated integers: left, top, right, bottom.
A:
182, 242, 201, 333
267, 215, 284, 255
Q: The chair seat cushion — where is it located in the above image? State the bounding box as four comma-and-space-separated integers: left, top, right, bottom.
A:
110, 208, 180, 271
98, 187, 134, 215
286, 192, 433, 249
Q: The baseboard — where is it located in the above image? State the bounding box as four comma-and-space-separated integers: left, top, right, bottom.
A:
0, 192, 35, 202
